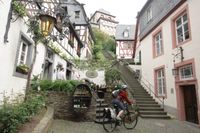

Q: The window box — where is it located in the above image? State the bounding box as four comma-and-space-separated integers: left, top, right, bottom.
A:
16, 64, 29, 75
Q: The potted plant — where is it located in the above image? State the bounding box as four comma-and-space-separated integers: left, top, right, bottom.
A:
16, 64, 29, 74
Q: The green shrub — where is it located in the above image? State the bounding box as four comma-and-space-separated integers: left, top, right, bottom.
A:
105, 68, 121, 85
39, 80, 53, 91
36, 79, 80, 92
0, 93, 45, 133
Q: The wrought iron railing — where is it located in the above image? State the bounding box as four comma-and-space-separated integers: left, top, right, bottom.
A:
119, 59, 165, 108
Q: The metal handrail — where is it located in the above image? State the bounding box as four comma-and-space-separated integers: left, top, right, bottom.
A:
129, 67, 165, 108
118, 59, 165, 109
138, 75, 165, 108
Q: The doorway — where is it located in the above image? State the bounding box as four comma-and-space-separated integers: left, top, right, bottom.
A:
182, 85, 199, 124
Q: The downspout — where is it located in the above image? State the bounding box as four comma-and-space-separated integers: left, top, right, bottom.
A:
4, 1, 12, 43
132, 12, 140, 58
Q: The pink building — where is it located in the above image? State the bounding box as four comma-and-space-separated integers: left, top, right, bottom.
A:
133, 0, 200, 126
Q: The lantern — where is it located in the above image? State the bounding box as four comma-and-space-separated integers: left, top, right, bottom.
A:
39, 14, 56, 36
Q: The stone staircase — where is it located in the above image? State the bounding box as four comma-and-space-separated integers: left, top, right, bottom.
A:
101, 51, 170, 119
94, 99, 108, 123
116, 62, 170, 119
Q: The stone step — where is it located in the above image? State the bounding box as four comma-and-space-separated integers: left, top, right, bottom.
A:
136, 101, 158, 104
138, 104, 160, 107
134, 95, 152, 98
96, 103, 108, 108
133, 90, 149, 93
139, 107, 164, 111
132, 89, 147, 92
139, 110, 167, 115
96, 99, 105, 103
96, 112, 104, 118
96, 108, 105, 113
94, 118, 107, 124
140, 114, 171, 119
133, 91, 149, 94
135, 97, 155, 101
133, 93, 150, 95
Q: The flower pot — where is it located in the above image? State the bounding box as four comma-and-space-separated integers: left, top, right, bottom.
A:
16, 66, 28, 74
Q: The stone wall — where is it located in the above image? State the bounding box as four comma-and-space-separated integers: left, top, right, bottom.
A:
45, 91, 96, 122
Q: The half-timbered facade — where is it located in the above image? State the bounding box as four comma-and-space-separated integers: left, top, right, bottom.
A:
63, 0, 94, 60
89, 9, 118, 36
115, 25, 135, 59
133, 0, 200, 125
0, 0, 93, 103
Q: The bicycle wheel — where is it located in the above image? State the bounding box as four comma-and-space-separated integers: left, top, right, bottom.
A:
123, 111, 138, 129
102, 116, 116, 132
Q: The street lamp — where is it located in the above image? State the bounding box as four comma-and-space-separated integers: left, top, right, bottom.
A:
39, 14, 56, 36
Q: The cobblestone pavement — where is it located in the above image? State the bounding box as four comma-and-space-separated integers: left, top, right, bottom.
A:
48, 118, 200, 133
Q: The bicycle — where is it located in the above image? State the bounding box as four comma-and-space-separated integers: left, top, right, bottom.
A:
102, 103, 139, 132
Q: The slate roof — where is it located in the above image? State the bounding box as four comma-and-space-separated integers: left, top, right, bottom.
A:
98, 8, 111, 15
115, 25, 135, 40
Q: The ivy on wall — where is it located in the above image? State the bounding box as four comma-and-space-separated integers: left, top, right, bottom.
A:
12, 0, 27, 17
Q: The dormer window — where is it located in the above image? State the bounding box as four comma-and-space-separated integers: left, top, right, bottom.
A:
75, 11, 80, 18
147, 6, 152, 22
123, 27, 130, 38
123, 30, 129, 38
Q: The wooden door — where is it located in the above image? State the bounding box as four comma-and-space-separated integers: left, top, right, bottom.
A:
183, 85, 199, 124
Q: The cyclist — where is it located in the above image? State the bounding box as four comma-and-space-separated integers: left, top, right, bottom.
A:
111, 84, 133, 120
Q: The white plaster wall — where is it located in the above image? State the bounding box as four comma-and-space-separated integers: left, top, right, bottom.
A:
0, 16, 30, 102
0, 0, 11, 45
187, 0, 200, 99
0, 1, 87, 104
116, 41, 120, 58
135, 1, 200, 109
32, 43, 46, 78
72, 69, 105, 85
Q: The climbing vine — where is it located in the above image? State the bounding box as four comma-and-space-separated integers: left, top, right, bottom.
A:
12, 0, 26, 17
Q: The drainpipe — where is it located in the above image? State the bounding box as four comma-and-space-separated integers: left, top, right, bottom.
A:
4, 1, 12, 43
132, 12, 140, 58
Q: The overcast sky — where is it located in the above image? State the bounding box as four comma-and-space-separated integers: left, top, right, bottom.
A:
78, 0, 147, 24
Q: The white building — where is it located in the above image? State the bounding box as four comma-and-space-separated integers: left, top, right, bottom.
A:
133, 0, 200, 125
0, 0, 94, 103
89, 9, 119, 36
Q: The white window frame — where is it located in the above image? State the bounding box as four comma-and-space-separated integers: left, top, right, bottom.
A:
155, 32, 163, 56
179, 64, 193, 80
175, 13, 189, 44
18, 41, 28, 65
123, 30, 129, 38
156, 69, 165, 96
75, 10, 80, 18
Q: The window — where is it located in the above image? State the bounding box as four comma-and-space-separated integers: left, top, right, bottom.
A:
134, 51, 141, 65
175, 13, 189, 44
123, 42, 132, 49
75, 11, 80, 18
156, 68, 166, 96
179, 64, 193, 80
123, 30, 129, 38
18, 41, 28, 65
154, 32, 163, 56
147, 6, 152, 22
14, 34, 33, 77
43, 48, 54, 80
66, 62, 72, 80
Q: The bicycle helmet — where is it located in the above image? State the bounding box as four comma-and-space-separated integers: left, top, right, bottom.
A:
121, 84, 127, 90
